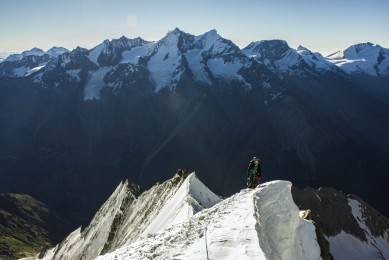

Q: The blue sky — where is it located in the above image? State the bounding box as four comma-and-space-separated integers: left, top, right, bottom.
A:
1, 0, 388, 55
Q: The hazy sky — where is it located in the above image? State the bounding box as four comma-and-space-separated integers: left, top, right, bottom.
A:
1, 0, 388, 55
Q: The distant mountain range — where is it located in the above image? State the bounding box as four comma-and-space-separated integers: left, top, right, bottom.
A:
0, 28, 388, 234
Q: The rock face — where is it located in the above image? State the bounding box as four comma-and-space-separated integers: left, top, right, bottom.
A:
0, 29, 389, 232
0, 194, 68, 259
292, 186, 389, 260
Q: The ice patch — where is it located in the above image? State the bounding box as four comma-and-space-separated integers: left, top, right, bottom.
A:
13, 66, 28, 77
66, 69, 81, 82
84, 67, 113, 100
121, 43, 153, 64
185, 49, 212, 84
25, 64, 46, 76
261, 81, 271, 89
206, 58, 243, 80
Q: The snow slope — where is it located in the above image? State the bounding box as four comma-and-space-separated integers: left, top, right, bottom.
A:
147, 30, 184, 91
96, 180, 321, 260
326, 198, 389, 260
140, 173, 222, 236
105, 173, 221, 251
327, 42, 389, 76
84, 67, 113, 100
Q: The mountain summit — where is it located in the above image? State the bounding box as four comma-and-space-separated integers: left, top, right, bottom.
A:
326, 42, 389, 76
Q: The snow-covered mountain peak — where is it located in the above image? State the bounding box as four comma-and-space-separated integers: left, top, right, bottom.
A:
170, 27, 182, 34
146, 29, 196, 90
242, 40, 292, 63
204, 28, 218, 36
343, 42, 382, 58
46, 47, 69, 57
242, 40, 336, 75
327, 42, 389, 76
353, 42, 377, 53
4, 47, 45, 62
244, 40, 290, 54
194, 29, 220, 48
297, 45, 310, 53
243, 40, 303, 74
22, 47, 45, 57
198, 30, 241, 56
87, 36, 151, 67
158, 28, 194, 51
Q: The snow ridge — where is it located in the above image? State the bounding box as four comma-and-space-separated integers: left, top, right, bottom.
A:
254, 181, 321, 260
39, 173, 322, 260
96, 180, 321, 260
242, 40, 336, 75
40, 180, 140, 260
39, 173, 221, 260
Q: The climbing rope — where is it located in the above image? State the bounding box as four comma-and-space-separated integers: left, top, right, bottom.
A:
205, 225, 209, 260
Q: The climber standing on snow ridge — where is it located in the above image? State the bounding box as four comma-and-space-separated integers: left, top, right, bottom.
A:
247, 157, 262, 189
